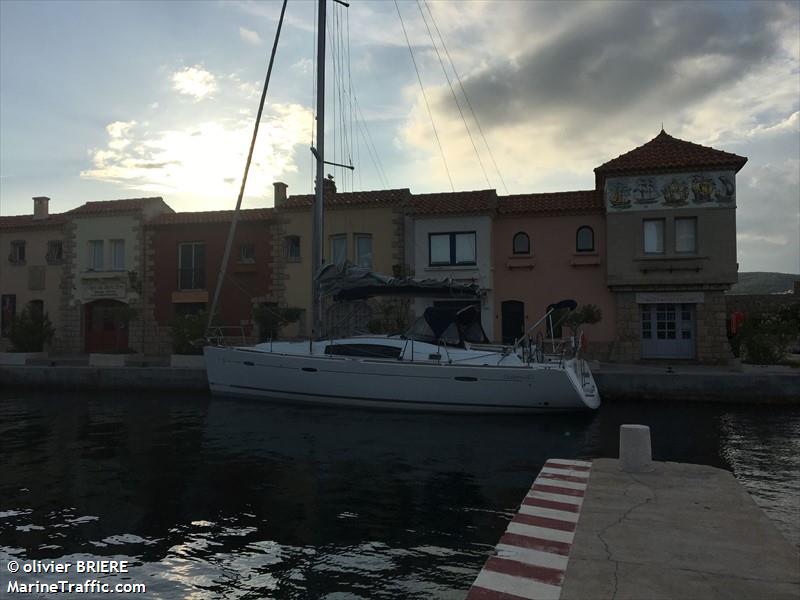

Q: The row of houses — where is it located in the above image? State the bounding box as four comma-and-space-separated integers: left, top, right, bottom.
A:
0, 130, 747, 363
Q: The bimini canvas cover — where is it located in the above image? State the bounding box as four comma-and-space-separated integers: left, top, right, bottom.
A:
317, 262, 481, 301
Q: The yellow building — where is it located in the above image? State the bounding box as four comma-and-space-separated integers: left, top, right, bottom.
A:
272, 181, 411, 336
0, 197, 66, 351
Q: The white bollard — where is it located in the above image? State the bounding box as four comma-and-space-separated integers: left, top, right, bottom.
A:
619, 424, 652, 472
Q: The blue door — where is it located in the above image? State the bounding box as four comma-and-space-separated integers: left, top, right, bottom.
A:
640, 303, 695, 359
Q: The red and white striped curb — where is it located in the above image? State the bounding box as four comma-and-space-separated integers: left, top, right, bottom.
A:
466, 458, 593, 600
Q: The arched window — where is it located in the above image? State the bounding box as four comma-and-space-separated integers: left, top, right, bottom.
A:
576, 226, 594, 252
512, 232, 530, 255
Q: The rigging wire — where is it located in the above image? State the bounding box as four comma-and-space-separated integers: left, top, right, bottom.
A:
416, 0, 490, 190
423, 0, 509, 195
394, 0, 454, 192
354, 95, 389, 188
207, 0, 288, 331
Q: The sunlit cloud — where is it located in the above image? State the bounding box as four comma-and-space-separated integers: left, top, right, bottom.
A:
239, 26, 262, 45
171, 66, 218, 101
81, 104, 312, 207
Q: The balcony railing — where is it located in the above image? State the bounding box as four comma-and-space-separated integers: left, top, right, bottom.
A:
178, 268, 206, 291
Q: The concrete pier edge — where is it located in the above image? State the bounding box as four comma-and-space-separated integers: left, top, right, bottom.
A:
468, 458, 800, 600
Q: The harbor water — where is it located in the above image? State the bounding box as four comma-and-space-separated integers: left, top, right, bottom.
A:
1, 390, 798, 599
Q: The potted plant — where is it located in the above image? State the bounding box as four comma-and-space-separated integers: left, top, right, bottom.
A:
170, 310, 209, 368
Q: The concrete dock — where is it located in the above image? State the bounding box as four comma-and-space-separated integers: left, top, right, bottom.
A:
468, 458, 800, 600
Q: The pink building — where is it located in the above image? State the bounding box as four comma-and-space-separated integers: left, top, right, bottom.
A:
493, 191, 616, 354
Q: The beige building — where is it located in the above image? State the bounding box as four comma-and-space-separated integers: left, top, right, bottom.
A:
56, 197, 173, 354
272, 181, 411, 337
0, 197, 66, 351
597, 130, 747, 363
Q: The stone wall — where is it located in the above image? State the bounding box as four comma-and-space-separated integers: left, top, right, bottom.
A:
139, 227, 173, 356
608, 292, 639, 362
54, 220, 81, 354
695, 290, 733, 364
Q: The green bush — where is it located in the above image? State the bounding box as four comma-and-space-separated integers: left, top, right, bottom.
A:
253, 305, 303, 341
733, 304, 799, 365
172, 311, 208, 355
562, 304, 603, 337
8, 306, 55, 352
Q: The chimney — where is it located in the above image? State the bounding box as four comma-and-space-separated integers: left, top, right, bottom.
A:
33, 196, 50, 220
273, 181, 288, 207
315, 174, 337, 197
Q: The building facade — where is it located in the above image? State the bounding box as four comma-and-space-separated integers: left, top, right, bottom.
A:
0, 197, 66, 351
272, 181, 411, 337
55, 197, 173, 354
144, 207, 275, 354
408, 190, 497, 341
597, 130, 746, 363
493, 191, 616, 353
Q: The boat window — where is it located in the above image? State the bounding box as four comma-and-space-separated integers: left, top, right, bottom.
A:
440, 322, 460, 345
406, 315, 438, 344
324, 344, 401, 359
576, 226, 594, 252
461, 319, 486, 344
513, 232, 530, 255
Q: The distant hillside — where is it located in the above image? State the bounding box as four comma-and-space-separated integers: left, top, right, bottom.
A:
728, 272, 800, 295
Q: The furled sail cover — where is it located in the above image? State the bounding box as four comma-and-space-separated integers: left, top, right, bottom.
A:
317, 262, 481, 301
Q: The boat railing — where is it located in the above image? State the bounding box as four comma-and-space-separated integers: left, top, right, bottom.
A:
206, 325, 249, 347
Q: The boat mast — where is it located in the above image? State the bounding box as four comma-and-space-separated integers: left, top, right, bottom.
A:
311, 0, 326, 340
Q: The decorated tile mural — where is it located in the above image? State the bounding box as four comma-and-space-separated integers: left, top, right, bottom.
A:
605, 170, 736, 211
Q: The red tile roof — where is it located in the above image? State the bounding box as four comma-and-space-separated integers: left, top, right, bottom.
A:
407, 189, 497, 215
595, 130, 748, 175
148, 208, 274, 226
67, 196, 169, 215
498, 190, 602, 216
0, 214, 68, 231
279, 188, 411, 210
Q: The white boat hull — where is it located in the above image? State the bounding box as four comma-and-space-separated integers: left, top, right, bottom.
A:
204, 344, 600, 413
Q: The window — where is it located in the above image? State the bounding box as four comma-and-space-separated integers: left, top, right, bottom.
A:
643, 219, 664, 254
285, 236, 301, 261
28, 300, 44, 319
675, 218, 697, 253
46, 240, 63, 264
324, 344, 401, 359
88, 240, 104, 270
178, 242, 206, 290
355, 234, 373, 269
239, 243, 256, 263
512, 232, 530, 255
429, 232, 476, 266
111, 239, 125, 271
330, 235, 347, 265
576, 226, 595, 252
1, 294, 16, 336
9, 240, 25, 264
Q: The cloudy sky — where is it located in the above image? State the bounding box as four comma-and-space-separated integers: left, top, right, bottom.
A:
1, 0, 798, 273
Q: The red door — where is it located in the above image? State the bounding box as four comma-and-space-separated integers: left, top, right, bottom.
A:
84, 300, 129, 353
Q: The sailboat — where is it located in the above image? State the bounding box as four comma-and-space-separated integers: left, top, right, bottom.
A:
204, 0, 600, 413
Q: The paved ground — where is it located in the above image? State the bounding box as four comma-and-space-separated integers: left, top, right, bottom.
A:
560, 459, 800, 600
